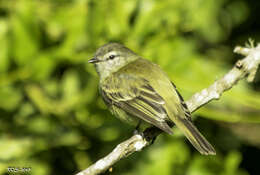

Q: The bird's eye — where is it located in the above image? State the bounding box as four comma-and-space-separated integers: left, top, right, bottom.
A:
108, 55, 116, 60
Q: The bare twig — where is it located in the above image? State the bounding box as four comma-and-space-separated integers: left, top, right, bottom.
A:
186, 43, 260, 112
76, 43, 260, 175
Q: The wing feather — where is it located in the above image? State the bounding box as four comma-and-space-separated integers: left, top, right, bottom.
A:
101, 75, 172, 134
171, 82, 192, 121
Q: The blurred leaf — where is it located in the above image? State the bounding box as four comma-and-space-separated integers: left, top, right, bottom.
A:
0, 137, 31, 160
0, 19, 9, 73
10, 0, 39, 65
0, 86, 22, 110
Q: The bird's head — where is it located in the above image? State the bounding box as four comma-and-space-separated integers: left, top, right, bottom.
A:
89, 43, 138, 80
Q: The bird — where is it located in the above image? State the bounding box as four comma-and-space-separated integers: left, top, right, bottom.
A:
88, 42, 216, 155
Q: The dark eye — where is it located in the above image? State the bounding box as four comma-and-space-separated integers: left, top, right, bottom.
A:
109, 55, 116, 60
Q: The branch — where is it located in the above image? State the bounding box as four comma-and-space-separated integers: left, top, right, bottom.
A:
186, 43, 260, 112
76, 43, 260, 175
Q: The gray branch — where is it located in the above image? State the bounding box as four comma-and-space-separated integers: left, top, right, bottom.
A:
76, 43, 260, 175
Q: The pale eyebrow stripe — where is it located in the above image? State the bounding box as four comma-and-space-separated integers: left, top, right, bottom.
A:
104, 51, 118, 59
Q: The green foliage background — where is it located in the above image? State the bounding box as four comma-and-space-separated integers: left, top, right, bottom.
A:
0, 0, 260, 174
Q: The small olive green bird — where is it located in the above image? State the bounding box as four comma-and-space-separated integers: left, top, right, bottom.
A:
89, 43, 216, 155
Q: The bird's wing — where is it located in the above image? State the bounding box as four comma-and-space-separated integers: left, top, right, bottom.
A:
170, 82, 192, 121
104, 58, 215, 155
101, 74, 173, 134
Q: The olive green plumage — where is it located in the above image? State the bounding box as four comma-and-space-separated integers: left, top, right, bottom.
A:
89, 43, 216, 155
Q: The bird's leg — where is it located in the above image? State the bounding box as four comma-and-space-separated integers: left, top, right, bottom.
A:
151, 136, 157, 145
133, 120, 142, 135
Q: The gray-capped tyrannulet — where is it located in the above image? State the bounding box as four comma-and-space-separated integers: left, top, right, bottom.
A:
89, 43, 215, 155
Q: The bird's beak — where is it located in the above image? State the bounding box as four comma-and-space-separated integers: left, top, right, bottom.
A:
88, 57, 99, 64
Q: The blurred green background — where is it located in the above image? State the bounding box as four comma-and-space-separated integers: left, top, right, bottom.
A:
0, 0, 260, 174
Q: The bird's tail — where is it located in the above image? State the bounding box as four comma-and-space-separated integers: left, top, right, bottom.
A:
176, 118, 216, 155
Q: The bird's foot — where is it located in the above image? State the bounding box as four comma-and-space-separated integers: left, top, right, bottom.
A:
133, 129, 145, 138
143, 127, 162, 144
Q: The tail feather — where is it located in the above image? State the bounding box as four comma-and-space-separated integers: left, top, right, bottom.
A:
177, 118, 216, 155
